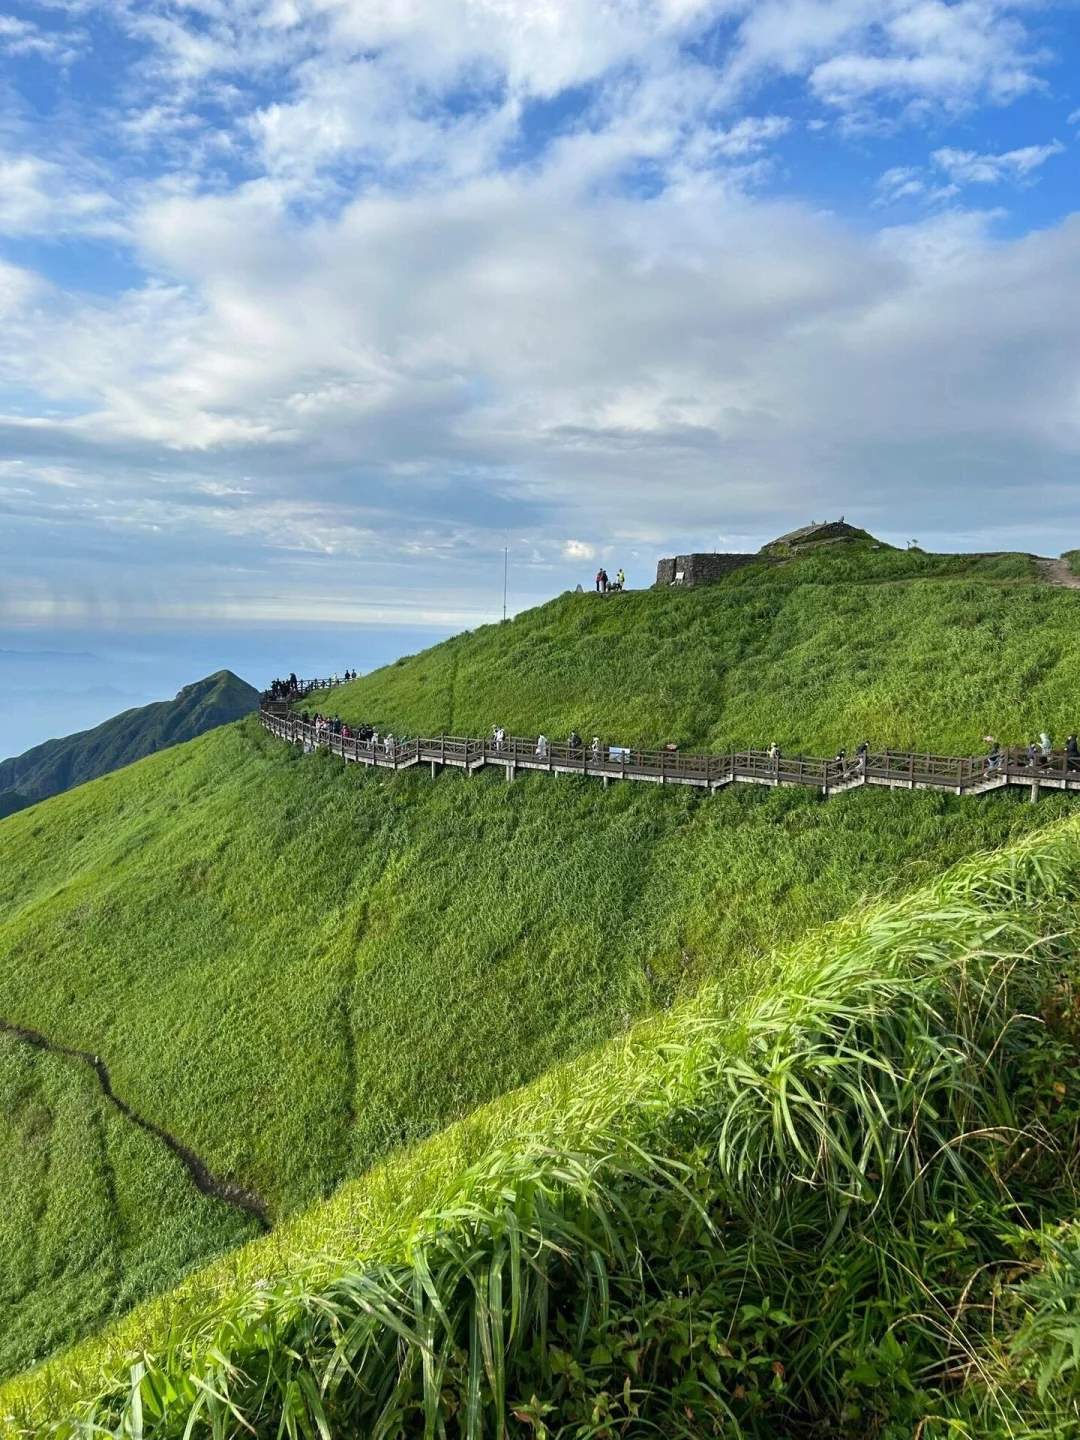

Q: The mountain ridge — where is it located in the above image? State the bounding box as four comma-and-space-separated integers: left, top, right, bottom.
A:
0, 669, 259, 818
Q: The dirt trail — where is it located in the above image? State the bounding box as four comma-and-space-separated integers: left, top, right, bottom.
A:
0, 1017, 270, 1230
1036, 557, 1080, 589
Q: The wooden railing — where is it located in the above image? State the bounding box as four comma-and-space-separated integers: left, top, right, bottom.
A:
259, 710, 1080, 796
262, 677, 350, 706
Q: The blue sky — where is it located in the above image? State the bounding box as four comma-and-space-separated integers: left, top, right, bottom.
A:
0, 0, 1078, 715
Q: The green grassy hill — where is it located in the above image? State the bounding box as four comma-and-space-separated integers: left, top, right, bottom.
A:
0, 669, 259, 818
3, 548, 1080, 1412
319, 549, 1072, 753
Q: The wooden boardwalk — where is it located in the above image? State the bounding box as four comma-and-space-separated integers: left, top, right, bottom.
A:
259, 709, 1080, 800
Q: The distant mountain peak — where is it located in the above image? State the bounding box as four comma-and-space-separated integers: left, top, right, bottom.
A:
1, 670, 260, 818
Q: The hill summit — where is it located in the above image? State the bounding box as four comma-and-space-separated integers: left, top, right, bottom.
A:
656, 517, 875, 586
0, 669, 259, 818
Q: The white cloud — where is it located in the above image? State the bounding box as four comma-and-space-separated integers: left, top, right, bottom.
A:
68, 0, 1054, 182
0, 150, 119, 238
708, 114, 792, 157
932, 140, 1065, 183
6, 168, 1079, 515
876, 164, 928, 203
724, 0, 1045, 117
875, 137, 1063, 208
0, 15, 83, 64
0, 260, 41, 316
1, 0, 1077, 628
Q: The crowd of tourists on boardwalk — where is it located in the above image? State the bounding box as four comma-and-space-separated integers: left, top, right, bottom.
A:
512, 731, 1080, 777
775, 733, 1080, 779
271, 697, 1080, 782
981, 732, 1080, 774
296, 711, 406, 758
263, 670, 358, 703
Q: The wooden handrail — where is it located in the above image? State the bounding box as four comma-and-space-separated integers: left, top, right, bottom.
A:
259, 710, 1080, 798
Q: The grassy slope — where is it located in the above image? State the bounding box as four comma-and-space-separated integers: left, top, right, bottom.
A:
0, 1039, 255, 1380
321, 554, 1075, 753
3, 549, 1080, 1381
0, 669, 258, 817
7, 813, 1080, 1434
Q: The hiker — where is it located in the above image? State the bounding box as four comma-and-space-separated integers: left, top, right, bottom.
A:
492, 725, 505, 751
536, 734, 549, 759
600, 568, 609, 593
568, 731, 582, 751
834, 748, 847, 777
1039, 731, 1053, 761
855, 740, 869, 774
384, 733, 395, 757
767, 742, 780, 763
595, 569, 604, 594
1026, 741, 1041, 768
616, 568, 625, 590
985, 738, 1002, 775
591, 736, 601, 761
1067, 734, 1079, 771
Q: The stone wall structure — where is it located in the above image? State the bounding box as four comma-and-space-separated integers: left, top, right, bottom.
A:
656, 520, 867, 588
655, 553, 765, 587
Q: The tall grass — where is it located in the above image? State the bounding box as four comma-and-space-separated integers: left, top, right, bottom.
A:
23, 818, 1080, 1437
3, 716, 1065, 1379
0, 1038, 257, 1384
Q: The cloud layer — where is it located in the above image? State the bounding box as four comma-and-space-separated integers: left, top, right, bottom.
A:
0, 0, 1077, 627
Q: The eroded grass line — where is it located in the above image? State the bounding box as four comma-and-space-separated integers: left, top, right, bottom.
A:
0, 1019, 270, 1230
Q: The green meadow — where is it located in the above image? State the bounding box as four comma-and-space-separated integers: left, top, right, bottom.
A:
5, 548, 1080, 1416
0, 1039, 255, 1380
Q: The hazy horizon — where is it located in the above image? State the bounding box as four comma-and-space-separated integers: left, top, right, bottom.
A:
0, 622, 455, 758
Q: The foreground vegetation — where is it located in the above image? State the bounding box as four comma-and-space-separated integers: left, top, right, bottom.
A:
5, 716, 1064, 1377
9, 816, 1080, 1435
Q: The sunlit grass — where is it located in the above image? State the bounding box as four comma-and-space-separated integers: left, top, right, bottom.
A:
11, 816, 1080, 1436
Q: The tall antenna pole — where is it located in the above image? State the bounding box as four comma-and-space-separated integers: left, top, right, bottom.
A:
502, 546, 509, 622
